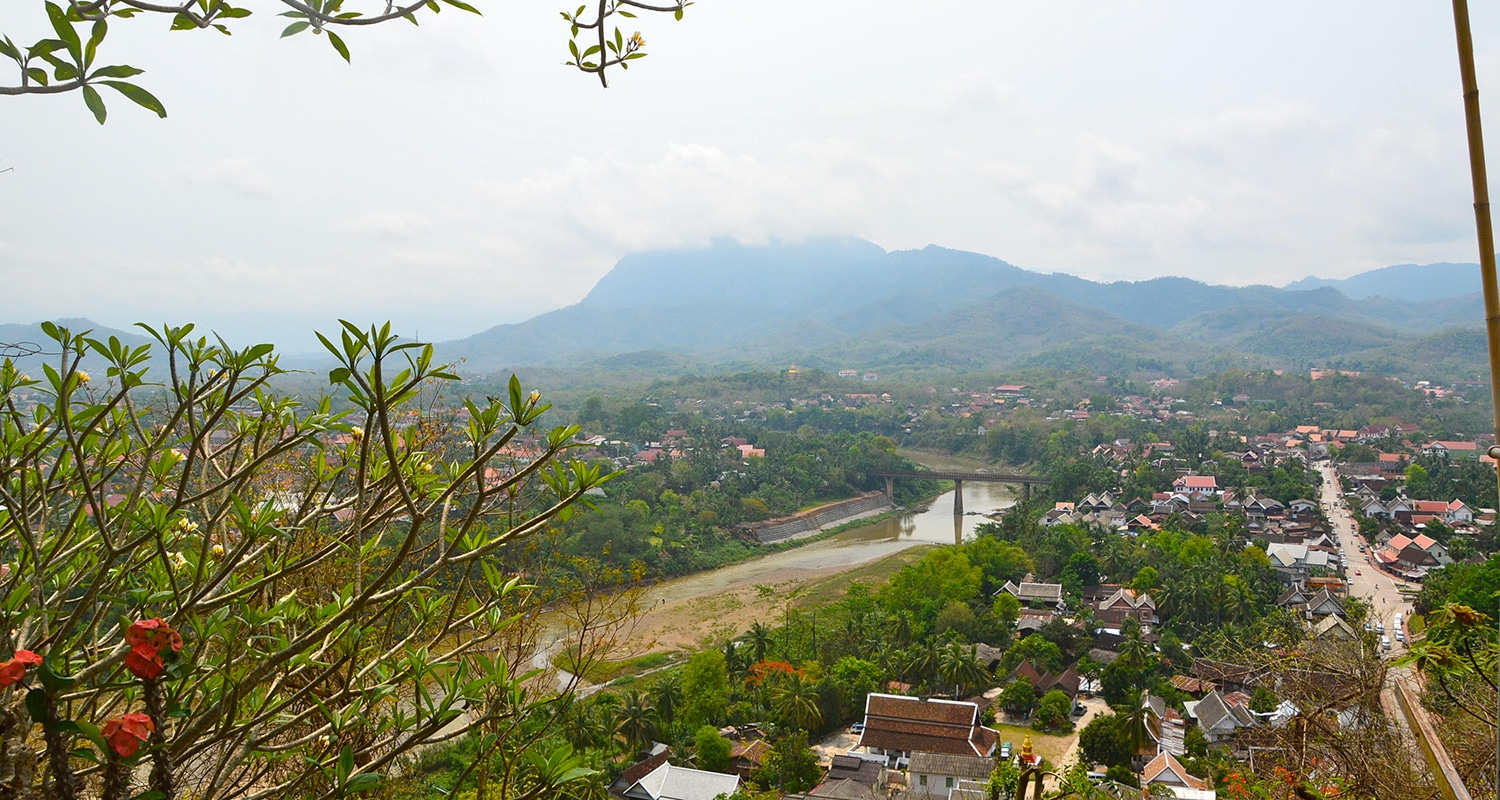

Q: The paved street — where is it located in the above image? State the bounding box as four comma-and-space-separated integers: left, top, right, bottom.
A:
1316, 462, 1414, 649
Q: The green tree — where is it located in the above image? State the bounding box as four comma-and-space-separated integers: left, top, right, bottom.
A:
694, 725, 732, 773
826, 656, 882, 718
1005, 634, 1064, 674
773, 672, 824, 732
681, 650, 731, 728
0, 322, 614, 800
753, 731, 821, 793
998, 679, 1037, 716
938, 641, 989, 697
615, 689, 658, 755
1078, 713, 1132, 768
1033, 689, 1073, 732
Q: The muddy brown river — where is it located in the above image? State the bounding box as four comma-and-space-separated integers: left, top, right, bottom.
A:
637, 451, 1018, 605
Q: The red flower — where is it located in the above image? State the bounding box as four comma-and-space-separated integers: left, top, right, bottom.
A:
127, 618, 184, 653
125, 644, 165, 680
102, 713, 155, 758
0, 650, 42, 688
0, 660, 24, 688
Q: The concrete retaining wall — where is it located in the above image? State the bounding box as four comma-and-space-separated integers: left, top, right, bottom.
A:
744, 493, 894, 543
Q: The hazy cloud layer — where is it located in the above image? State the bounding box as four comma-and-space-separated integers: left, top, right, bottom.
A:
2, 0, 1496, 346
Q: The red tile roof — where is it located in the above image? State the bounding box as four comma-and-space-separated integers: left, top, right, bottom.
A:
857, 694, 997, 757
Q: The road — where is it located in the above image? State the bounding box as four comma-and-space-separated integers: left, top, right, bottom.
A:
1316, 462, 1414, 648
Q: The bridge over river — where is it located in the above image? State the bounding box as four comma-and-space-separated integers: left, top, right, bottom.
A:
869, 469, 1048, 515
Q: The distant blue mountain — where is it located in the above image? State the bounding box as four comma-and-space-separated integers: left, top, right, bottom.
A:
1284, 262, 1480, 301
428, 239, 1487, 377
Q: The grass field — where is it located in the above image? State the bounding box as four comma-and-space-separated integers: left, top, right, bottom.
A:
554, 649, 676, 684
989, 723, 1073, 766
792, 546, 936, 611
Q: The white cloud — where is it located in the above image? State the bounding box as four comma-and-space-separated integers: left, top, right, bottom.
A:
180, 159, 274, 197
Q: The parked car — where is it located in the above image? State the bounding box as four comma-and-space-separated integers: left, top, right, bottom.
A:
1000, 742, 1012, 761
849, 722, 865, 734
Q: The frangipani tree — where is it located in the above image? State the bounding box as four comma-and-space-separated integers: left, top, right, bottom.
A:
1, 0, 691, 122
0, 320, 617, 799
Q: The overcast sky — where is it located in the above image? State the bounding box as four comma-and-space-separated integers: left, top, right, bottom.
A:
4, 1, 1500, 347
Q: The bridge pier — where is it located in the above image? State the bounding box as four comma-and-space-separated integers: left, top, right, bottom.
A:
885, 476, 894, 503
1025, 483, 1031, 502
953, 480, 963, 515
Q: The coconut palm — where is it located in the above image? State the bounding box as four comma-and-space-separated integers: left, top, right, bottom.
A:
938, 641, 989, 698
1119, 689, 1153, 761
652, 674, 684, 731
774, 672, 824, 732
1118, 627, 1153, 671
746, 621, 773, 663
614, 689, 657, 756
903, 638, 940, 689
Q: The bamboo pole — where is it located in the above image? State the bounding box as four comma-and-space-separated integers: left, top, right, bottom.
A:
1450, 1, 1500, 794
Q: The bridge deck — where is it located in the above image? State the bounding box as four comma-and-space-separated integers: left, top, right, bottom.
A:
869, 470, 1048, 484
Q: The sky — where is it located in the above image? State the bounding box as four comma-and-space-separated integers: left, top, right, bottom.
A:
3, 1, 1500, 348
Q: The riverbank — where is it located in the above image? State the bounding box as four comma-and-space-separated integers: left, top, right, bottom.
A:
610, 545, 937, 667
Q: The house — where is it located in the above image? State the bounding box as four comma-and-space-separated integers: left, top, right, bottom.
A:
1374, 533, 1454, 572
621, 762, 740, 800
908, 752, 994, 798
1172, 475, 1220, 497
1096, 587, 1158, 627
1423, 440, 1480, 458
854, 694, 999, 765
611, 747, 672, 796
1287, 499, 1318, 514
1265, 543, 1331, 584
1008, 661, 1082, 705
1310, 615, 1358, 641
727, 739, 771, 779
1184, 690, 1255, 743
803, 754, 885, 799
1140, 752, 1215, 799
1447, 499, 1476, 524
1142, 693, 1186, 757
946, 780, 990, 800
999, 581, 1065, 609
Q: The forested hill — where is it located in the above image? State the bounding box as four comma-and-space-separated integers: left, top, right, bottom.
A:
435, 238, 1488, 380
1284, 261, 1480, 301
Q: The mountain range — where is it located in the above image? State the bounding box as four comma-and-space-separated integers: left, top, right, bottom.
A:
4, 239, 1490, 381
437, 237, 1490, 380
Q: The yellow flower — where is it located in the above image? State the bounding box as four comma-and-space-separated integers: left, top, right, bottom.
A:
629, 31, 645, 49
76, 370, 91, 384
351, 426, 365, 440
212, 544, 225, 556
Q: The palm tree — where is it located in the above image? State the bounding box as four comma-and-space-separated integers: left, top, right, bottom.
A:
723, 639, 747, 681
746, 621, 773, 663
903, 639, 940, 689
774, 672, 824, 732
938, 641, 989, 698
885, 611, 914, 649
1223, 574, 1256, 624
652, 674, 683, 732
1119, 689, 1153, 762
614, 689, 657, 756
1118, 628, 1152, 671
561, 701, 610, 751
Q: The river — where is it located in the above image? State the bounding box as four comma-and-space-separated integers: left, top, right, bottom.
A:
636, 450, 1018, 605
